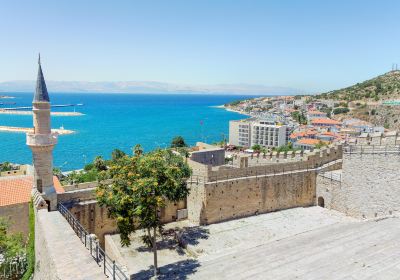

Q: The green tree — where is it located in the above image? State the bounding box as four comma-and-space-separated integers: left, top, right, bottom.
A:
111, 149, 126, 162
133, 144, 143, 156
96, 148, 192, 276
170, 136, 187, 148
93, 156, 107, 172
315, 141, 328, 149
53, 167, 62, 179
0, 162, 12, 172
251, 144, 262, 152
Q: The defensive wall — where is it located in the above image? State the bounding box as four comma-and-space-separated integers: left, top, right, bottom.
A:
187, 144, 343, 225
58, 181, 186, 246
33, 199, 107, 279
317, 144, 400, 219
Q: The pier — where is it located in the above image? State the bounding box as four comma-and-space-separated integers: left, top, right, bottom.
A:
1, 103, 83, 110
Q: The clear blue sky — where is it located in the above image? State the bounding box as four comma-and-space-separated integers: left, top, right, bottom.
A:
1, 0, 399, 92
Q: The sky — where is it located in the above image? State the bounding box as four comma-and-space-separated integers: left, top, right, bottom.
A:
0, 0, 400, 93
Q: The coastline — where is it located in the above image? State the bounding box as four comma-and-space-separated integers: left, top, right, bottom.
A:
0, 110, 83, 116
214, 104, 253, 117
0, 126, 75, 135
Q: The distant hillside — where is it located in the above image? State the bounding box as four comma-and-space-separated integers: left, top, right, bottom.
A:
317, 71, 400, 101
0, 80, 303, 95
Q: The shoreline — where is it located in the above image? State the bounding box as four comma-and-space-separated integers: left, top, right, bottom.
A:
214, 104, 253, 117
0, 110, 83, 116
0, 126, 75, 135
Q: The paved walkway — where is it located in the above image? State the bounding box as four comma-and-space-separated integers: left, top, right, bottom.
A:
35, 210, 107, 280
190, 216, 400, 280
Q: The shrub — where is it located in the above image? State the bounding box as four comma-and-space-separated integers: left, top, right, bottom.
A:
21, 201, 35, 280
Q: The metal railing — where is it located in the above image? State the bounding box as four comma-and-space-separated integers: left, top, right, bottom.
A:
57, 203, 129, 280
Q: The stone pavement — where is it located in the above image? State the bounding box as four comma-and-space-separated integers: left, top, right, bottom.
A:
34, 210, 107, 280
190, 216, 400, 280
108, 207, 360, 279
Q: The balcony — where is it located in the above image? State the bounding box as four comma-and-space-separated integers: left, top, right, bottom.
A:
26, 132, 58, 146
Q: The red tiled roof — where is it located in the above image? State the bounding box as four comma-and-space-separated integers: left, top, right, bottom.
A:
308, 110, 325, 115
0, 176, 33, 207
0, 175, 64, 207
296, 138, 325, 145
312, 118, 342, 125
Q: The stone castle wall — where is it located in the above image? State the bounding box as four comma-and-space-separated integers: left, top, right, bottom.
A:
59, 182, 187, 246
0, 202, 30, 239
317, 151, 400, 219
188, 145, 343, 225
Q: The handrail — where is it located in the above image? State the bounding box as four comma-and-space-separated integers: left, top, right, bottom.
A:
57, 203, 129, 280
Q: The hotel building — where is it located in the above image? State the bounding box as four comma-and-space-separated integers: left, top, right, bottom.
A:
229, 118, 287, 148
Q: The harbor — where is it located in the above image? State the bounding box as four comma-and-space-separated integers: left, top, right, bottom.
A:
0, 103, 83, 110
0, 126, 74, 135
0, 110, 83, 116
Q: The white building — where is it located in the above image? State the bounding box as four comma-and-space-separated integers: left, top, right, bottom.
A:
229, 118, 287, 148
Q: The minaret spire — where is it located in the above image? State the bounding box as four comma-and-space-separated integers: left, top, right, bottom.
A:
27, 55, 58, 210
34, 54, 50, 102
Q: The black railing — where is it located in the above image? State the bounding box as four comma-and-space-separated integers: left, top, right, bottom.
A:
57, 203, 129, 280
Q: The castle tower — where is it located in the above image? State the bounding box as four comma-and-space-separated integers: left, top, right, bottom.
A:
27, 55, 58, 210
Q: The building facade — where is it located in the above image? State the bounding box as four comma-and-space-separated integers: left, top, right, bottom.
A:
229, 118, 287, 148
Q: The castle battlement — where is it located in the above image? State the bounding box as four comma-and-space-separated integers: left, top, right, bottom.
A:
188, 144, 343, 183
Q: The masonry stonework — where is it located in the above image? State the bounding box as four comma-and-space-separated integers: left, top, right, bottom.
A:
317, 150, 400, 219
188, 145, 343, 225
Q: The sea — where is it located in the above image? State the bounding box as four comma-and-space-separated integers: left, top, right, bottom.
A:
0, 92, 257, 171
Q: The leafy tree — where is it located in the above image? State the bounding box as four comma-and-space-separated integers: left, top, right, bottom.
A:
333, 107, 350, 115
84, 163, 95, 171
273, 142, 299, 153
93, 156, 107, 172
291, 111, 307, 125
170, 136, 187, 148
133, 144, 143, 156
53, 167, 63, 179
315, 141, 328, 149
0, 162, 12, 172
111, 149, 126, 162
251, 144, 262, 152
96, 148, 192, 276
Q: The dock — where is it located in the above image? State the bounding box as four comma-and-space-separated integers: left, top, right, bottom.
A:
0, 126, 75, 135
1, 103, 84, 110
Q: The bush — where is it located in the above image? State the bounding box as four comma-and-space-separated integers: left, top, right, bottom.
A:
333, 107, 350, 115
171, 136, 187, 148
21, 201, 35, 280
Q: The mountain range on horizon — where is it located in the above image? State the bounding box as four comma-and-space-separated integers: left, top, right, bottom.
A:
0, 80, 304, 95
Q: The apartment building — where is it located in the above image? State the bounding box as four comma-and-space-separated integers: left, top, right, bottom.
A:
229, 118, 287, 148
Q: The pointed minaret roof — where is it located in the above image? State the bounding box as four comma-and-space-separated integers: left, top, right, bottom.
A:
33, 54, 50, 102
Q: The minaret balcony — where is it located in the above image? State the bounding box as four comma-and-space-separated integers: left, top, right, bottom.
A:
26, 132, 58, 147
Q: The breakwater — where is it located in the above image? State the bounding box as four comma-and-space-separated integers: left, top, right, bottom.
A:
0, 126, 74, 135
0, 110, 83, 116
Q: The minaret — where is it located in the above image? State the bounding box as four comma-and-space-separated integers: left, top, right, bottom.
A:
27, 55, 58, 210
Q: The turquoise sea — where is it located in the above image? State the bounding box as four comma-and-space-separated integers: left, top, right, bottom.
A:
0, 92, 254, 171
